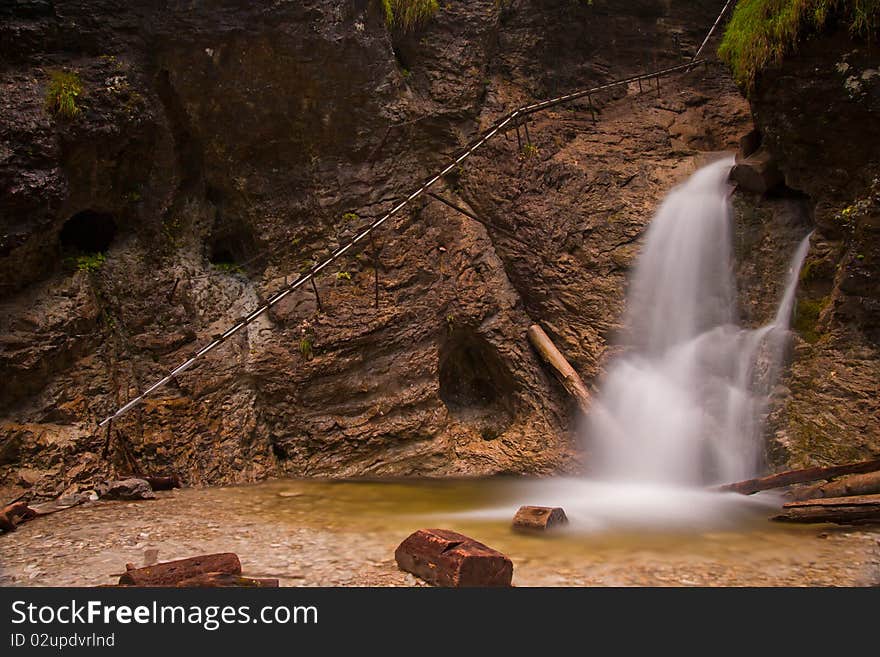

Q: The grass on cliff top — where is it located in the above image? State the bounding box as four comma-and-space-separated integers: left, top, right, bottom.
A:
719, 0, 880, 91
45, 70, 83, 119
382, 0, 439, 31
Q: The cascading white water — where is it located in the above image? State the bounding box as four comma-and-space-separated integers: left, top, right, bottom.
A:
457, 157, 812, 533
587, 156, 812, 486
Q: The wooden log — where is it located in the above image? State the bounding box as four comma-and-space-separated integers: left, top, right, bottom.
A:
772, 494, 880, 525
512, 506, 568, 533
789, 470, 880, 501
527, 324, 591, 414
4, 501, 36, 521
118, 553, 241, 586
143, 475, 182, 491
395, 529, 513, 587
0, 501, 36, 531
716, 457, 880, 495
175, 573, 279, 588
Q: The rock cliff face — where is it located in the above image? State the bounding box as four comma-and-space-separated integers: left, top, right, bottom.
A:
744, 27, 880, 468
0, 0, 792, 499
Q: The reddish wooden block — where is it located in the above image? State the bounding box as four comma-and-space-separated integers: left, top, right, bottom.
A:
118, 553, 241, 586
395, 529, 513, 587
512, 506, 568, 533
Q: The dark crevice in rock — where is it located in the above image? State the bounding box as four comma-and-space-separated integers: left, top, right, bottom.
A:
154, 69, 203, 194
59, 209, 117, 254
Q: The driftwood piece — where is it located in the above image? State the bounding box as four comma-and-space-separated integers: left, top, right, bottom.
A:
716, 458, 880, 495
512, 506, 568, 533
0, 501, 37, 532
772, 494, 880, 525
789, 470, 880, 501
175, 573, 279, 588
527, 324, 590, 414
118, 553, 242, 586
143, 475, 182, 491
29, 498, 85, 516
395, 529, 513, 587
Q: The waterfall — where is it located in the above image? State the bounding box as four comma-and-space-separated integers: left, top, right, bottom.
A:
587, 157, 812, 486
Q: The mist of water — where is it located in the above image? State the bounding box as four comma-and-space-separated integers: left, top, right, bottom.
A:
587, 156, 812, 486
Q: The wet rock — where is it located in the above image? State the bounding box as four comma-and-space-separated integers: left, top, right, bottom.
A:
731, 148, 783, 194
98, 478, 155, 501
738, 128, 762, 159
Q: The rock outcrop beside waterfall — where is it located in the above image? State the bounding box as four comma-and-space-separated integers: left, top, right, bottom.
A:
736, 26, 880, 469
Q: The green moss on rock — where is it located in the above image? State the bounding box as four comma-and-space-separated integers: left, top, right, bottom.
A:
719, 0, 880, 90
792, 295, 828, 342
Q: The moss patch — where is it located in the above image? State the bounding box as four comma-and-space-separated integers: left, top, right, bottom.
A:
719, 0, 880, 90
45, 70, 83, 119
792, 295, 828, 342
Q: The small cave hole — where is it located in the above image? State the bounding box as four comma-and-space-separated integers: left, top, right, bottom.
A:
59, 210, 117, 254
438, 333, 516, 428
208, 235, 251, 275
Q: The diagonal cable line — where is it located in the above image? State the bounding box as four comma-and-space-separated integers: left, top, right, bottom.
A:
96, 3, 736, 428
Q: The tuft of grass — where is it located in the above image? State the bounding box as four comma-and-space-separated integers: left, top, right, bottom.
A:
45, 70, 83, 119
214, 261, 243, 275
68, 253, 106, 273
382, 0, 439, 32
336, 271, 352, 282
719, 0, 880, 91
521, 143, 539, 159
299, 337, 313, 359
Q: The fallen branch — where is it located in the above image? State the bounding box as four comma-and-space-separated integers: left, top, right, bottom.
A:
789, 470, 880, 501
118, 553, 241, 586
527, 324, 591, 414
772, 494, 880, 525
716, 458, 880, 495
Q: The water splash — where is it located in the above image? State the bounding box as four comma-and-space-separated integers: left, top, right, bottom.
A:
587, 156, 812, 486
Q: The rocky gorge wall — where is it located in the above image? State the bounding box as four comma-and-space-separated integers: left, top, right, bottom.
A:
1, 0, 871, 500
